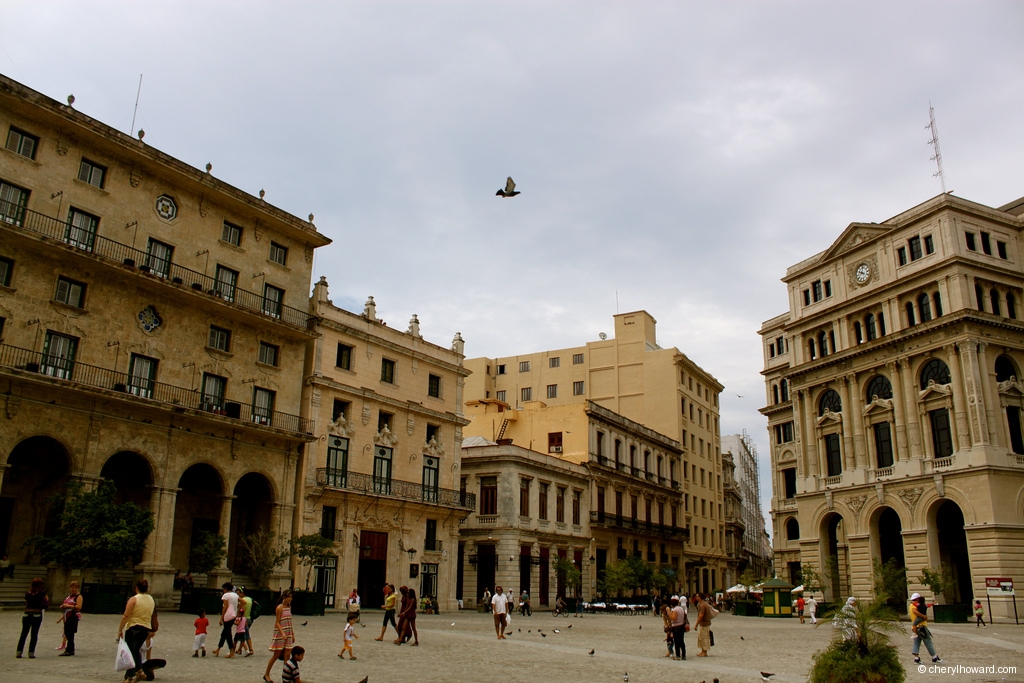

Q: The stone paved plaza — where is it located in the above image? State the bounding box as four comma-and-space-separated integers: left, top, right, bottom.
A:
1, 609, 1022, 683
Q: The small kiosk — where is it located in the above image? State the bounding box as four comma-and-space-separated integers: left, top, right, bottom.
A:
760, 577, 795, 618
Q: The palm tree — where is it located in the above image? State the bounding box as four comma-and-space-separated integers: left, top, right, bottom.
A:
809, 600, 906, 683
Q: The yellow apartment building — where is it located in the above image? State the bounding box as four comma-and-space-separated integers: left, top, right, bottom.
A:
0, 74, 330, 604
760, 192, 1024, 618
300, 280, 472, 611
464, 311, 726, 594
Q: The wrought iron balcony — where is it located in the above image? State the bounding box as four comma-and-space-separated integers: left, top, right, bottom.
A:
0, 343, 314, 435
588, 511, 689, 540
0, 201, 315, 331
315, 468, 476, 511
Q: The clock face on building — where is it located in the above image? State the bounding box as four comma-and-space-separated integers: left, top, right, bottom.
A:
855, 263, 871, 284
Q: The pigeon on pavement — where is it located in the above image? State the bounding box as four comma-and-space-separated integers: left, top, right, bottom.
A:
301, 621, 308, 626
588, 649, 595, 655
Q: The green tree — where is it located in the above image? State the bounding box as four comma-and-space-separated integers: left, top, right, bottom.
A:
189, 530, 227, 581
598, 560, 632, 598
872, 558, 908, 610
553, 557, 582, 598
240, 529, 290, 588
30, 480, 154, 581
622, 554, 655, 593
739, 567, 762, 589
809, 600, 906, 683
918, 566, 955, 604
290, 534, 334, 590
801, 562, 828, 594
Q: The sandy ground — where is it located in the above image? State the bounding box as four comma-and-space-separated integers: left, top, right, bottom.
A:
1, 608, 1022, 683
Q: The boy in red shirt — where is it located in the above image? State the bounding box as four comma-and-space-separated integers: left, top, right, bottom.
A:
193, 609, 209, 657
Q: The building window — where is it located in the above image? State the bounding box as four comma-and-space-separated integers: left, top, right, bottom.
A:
55, 276, 86, 308
548, 432, 562, 453
918, 293, 932, 322
519, 361, 530, 372
783, 468, 797, 498
263, 284, 284, 318
41, 331, 77, 380
824, 280, 832, 297
78, 159, 106, 188
1008, 293, 1017, 320
127, 354, 158, 398
0, 181, 28, 225
929, 408, 954, 458
326, 437, 348, 486
538, 483, 549, 520
573, 380, 584, 396
521, 387, 532, 402
222, 221, 243, 246
997, 241, 1008, 259
966, 232, 977, 251
425, 424, 439, 444
377, 411, 393, 432
201, 373, 226, 410
818, 389, 842, 415
873, 422, 894, 468
336, 343, 353, 369
812, 280, 823, 302
381, 358, 396, 383
520, 478, 530, 517
372, 446, 393, 494
774, 421, 794, 444
269, 241, 288, 265
981, 231, 992, 255
781, 379, 789, 401
905, 301, 916, 326
802, 289, 811, 306
786, 518, 800, 541
497, 364, 506, 375
897, 247, 907, 266
214, 265, 238, 301
572, 353, 584, 364
332, 399, 350, 422
253, 387, 275, 424
865, 375, 893, 402
208, 326, 231, 352
824, 433, 842, 477
0, 257, 11, 287
556, 487, 566, 523
66, 208, 98, 251
924, 234, 935, 254
145, 238, 174, 277
919, 359, 951, 388
320, 505, 337, 539
426, 373, 442, 398
549, 357, 560, 368
908, 236, 923, 261
496, 390, 506, 403
422, 456, 440, 503
546, 384, 558, 399
853, 321, 863, 344
478, 477, 498, 515
572, 490, 581, 525
258, 341, 279, 366
6, 127, 37, 159
991, 289, 1001, 316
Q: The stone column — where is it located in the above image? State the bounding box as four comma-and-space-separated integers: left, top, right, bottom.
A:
800, 389, 820, 478
945, 344, 968, 450
839, 379, 855, 472
976, 342, 1003, 447
887, 361, 909, 461
898, 358, 923, 458
848, 374, 867, 469
793, 390, 805, 478
957, 340, 990, 446
219, 495, 235, 569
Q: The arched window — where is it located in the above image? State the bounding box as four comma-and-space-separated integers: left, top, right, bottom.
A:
905, 302, 916, 326
1008, 293, 1018, 320
853, 321, 863, 344
865, 313, 877, 341
786, 517, 800, 541
933, 292, 943, 317
919, 358, 951, 389
878, 312, 886, 336
780, 379, 789, 402
865, 375, 893, 402
808, 338, 817, 360
995, 355, 1018, 383
819, 389, 842, 415
772, 385, 780, 404
918, 293, 932, 322
976, 283, 986, 311
991, 289, 1001, 316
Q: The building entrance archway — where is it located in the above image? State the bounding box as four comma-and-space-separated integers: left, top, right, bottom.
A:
171, 464, 224, 574
819, 512, 849, 602
229, 473, 274, 574
100, 452, 153, 510
0, 436, 72, 561
870, 506, 907, 607
930, 500, 973, 604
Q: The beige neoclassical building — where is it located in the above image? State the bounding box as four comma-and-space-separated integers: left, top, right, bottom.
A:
0, 74, 330, 604
761, 192, 1024, 617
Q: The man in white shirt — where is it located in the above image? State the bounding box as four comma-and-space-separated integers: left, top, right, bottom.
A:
491, 586, 510, 639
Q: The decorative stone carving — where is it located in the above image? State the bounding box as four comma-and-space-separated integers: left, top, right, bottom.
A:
825, 491, 833, 510
845, 495, 867, 516
425, 436, 446, 458
361, 405, 371, 426
897, 487, 924, 516
328, 413, 355, 438
136, 306, 163, 333
406, 415, 415, 436
452, 332, 465, 355
374, 424, 399, 448
847, 254, 879, 288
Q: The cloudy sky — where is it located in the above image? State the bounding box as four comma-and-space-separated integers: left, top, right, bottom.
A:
4, 1, 1022, 539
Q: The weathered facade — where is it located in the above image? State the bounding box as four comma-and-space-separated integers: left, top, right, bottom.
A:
0, 74, 330, 604
299, 280, 472, 611
720, 432, 772, 584
760, 192, 1024, 618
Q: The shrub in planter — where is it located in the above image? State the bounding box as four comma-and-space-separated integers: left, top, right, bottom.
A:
808, 601, 906, 683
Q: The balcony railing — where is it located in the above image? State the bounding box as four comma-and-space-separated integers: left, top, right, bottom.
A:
315, 468, 476, 511
1, 202, 315, 330
424, 538, 443, 552
0, 343, 313, 435
589, 511, 689, 540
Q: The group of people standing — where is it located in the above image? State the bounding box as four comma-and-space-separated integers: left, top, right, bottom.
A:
372, 583, 419, 646
659, 593, 719, 661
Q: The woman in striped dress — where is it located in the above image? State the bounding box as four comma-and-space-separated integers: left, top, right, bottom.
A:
263, 590, 294, 683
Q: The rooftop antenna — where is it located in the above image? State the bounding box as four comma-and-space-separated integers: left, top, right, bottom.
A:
130, 74, 143, 137
926, 103, 947, 194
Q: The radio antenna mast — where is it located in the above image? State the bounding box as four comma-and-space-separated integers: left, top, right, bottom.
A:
926, 103, 947, 194
130, 74, 143, 136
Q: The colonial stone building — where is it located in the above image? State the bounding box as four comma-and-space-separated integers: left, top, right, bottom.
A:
721, 433, 772, 586
760, 192, 1024, 618
462, 398, 688, 603
0, 74, 330, 604
299, 280, 472, 611
464, 310, 725, 594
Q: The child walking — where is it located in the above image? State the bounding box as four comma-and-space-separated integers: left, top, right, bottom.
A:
339, 614, 358, 659
193, 609, 209, 657
974, 600, 986, 627
282, 645, 305, 683
233, 612, 248, 654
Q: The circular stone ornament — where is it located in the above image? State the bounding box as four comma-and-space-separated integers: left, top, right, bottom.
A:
155, 194, 177, 221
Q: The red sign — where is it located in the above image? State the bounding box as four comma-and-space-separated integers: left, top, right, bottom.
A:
986, 577, 1012, 587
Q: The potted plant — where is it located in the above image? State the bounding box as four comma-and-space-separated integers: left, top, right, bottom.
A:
288, 534, 334, 616
918, 566, 967, 623
171, 276, 184, 284
238, 529, 289, 612
809, 599, 906, 682
30, 480, 154, 614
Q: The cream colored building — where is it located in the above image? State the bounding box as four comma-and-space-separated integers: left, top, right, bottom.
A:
299, 280, 472, 611
0, 74, 330, 604
760, 192, 1024, 617
459, 436, 592, 608
462, 398, 688, 601
464, 311, 726, 594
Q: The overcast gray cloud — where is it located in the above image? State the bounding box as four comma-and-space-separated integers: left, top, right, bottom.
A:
4, 1, 1023, 539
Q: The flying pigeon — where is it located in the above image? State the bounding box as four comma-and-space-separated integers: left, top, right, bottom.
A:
496, 177, 520, 198
588, 649, 594, 655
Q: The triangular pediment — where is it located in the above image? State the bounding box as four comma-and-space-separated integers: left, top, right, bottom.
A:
862, 397, 894, 417
815, 410, 843, 428
998, 377, 1024, 398
918, 381, 952, 402
821, 223, 892, 262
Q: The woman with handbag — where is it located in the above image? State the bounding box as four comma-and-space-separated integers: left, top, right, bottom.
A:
117, 579, 155, 683
16, 577, 49, 658
669, 596, 688, 661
